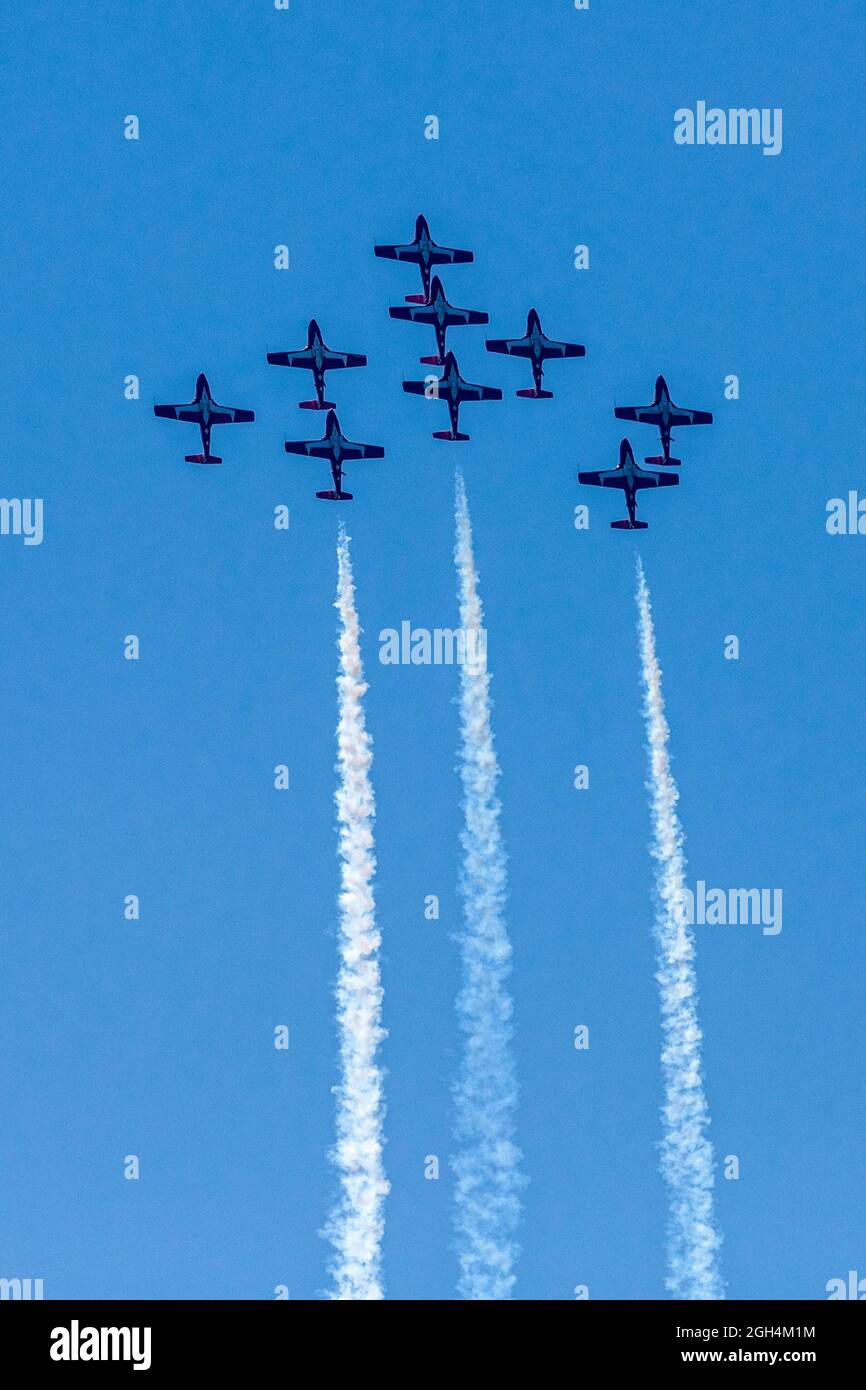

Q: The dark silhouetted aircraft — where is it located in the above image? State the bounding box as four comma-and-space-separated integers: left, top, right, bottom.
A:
267, 319, 367, 410
284, 409, 384, 501
402, 350, 501, 441
578, 438, 678, 530
614, 375, 713, 466
153, 373, 254, 464
375, 214, 474, 304
486, 308, 586, 397
389, 276, 488, 366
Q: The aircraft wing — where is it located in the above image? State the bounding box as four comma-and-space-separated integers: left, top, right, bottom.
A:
578, 469, 627, 489
634, 471, 679, 489
267, 349, 314, 368
209, 405, 254, 424
458, 381, 503, 402
321, 350, 367, 371
284, 439, 333, 458
390, 304, 488, 326
486, 335, 534, 358
390, 303, 437, 324
613, 404, 661, 424
430, 245, 473, 265
452, 307, 488, 325
669, 407, 713, 426
374, 240, 422, 262
540, 337, 586, 360
340, 442, 385, 460
154, 401, 201, 421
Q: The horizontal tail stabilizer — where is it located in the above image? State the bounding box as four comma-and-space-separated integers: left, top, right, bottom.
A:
299, 400, 335, 411
516, 388, 554, 399
316, 489, 353, 501
611, 519, 648, 530
433, 430, 470, 441
185, 453, 222, 465
420, 355, 444, 365
646, 455, 681, 466
405, 293, 427, 303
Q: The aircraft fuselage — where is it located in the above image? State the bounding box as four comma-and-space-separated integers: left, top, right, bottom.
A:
444, 367, 462, 401
327, 423, 344, 460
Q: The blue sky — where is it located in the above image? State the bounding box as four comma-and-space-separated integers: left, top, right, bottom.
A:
1, 0, 864, 1300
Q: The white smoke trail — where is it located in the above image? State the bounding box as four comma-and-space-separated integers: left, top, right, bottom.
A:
451, 471, 524, 1300
325, 525, 389, 1300
636, 557, 724, 1300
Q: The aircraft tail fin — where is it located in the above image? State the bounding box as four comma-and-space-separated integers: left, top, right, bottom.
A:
316, 489, 353, 501
185, 453, 222, 465
611, 518, 648, 530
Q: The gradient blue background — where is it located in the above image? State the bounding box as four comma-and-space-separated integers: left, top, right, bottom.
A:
1, 0, 863, 1300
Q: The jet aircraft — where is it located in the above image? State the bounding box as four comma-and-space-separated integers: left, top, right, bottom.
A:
153, 373, 254, 464
486, 308, 585, 397
402, 350, 501, 440
578, 438, 678, 530
267, 319, 367, 410
375, 214, 473, 304
614, 374, 713, 466
388, 275, 488, 365
283, 408, 384, 501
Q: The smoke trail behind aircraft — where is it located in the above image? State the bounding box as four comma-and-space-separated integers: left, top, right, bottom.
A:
636, 557, 724, 1299
452, 472, 525, 1299
324, 526, 389, 1299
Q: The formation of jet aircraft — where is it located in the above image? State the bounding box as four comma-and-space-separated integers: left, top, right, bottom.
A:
378, 214, 585, 442
266, 320, 381, 498
579, 375, 713, 529
154, 218, 711, 519
153, 373, 254, 465
377, 215, 497, 441
154, 317, 380, 496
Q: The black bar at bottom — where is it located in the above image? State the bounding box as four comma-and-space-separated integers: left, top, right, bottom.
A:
1, 1298, 859, 1375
